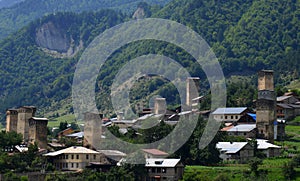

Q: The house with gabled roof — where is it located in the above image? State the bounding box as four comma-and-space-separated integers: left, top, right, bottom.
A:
216, 142, 254, 163
212, 107, 250, 123
145, 158, 184, 181
226, 124, 257, 138
44, 146, 108, 171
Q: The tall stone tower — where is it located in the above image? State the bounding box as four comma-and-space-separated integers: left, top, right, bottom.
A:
256, 70, 276, 143
6, 109, 18, 132
186, 77, 200, 109
17, 106, 36, 142
154, 98, 166, 115
83, 112, 102, 149
28, 117, 48, 149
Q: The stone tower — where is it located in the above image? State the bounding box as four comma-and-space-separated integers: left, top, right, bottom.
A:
83, 112, 102, 149
6, 109, 18, 132
17, 106, 36, 142
256, 70, 276, 143
154, 98, 166, 115
186, 77, 200, 108
28, 117, 48, 149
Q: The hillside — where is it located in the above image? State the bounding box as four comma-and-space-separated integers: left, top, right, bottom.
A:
0, 0, 299, 123
0, 0, 23, 9
0, 0, 171, 39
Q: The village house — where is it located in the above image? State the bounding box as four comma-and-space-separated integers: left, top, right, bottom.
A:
226, 124, 257, 138
217, 139, 282, 163
44, 146, 108, 171
212, 107, 250, 125
216, 142, 254, 163
145, 158, 184, 181
256, 139, 281, 157
276, 94, 300, 120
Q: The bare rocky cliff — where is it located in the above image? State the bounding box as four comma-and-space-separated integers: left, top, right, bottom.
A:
35, 21, 83, 58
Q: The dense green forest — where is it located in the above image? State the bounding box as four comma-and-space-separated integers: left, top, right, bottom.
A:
0, 0, 171, 39
0, 0, 23, 9
0, 0, 299, 123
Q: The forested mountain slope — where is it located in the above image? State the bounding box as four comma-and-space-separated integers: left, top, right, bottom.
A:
0, 0, 299, 122
0, 0, 171, 39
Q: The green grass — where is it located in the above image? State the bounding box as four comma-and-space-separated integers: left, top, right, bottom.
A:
283, 124, 300, 151
47, 114, 77, 128
184, 158, 299, 181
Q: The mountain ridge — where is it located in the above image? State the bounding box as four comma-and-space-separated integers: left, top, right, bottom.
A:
0, 0, 299, 123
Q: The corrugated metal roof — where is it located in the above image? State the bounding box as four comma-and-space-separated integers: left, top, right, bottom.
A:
44, 146, 99, 156
216, 142, 248, 154
212, 107, 248, 115
227, 124, 256, 132
145, 159, 181, 167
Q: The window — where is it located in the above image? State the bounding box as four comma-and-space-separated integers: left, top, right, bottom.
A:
157, 168, 161, 173
76, 155, 79, 159
162, 168, 167, 173
71, 163, 74, 168
235, 115, 238, 119
220, 116, 223, 119
152, 168, 155, 173
231, 116, 233, 119
225, 116, 227, 119
66, 155, 68, 159
76, 163, 79, 168
86, 155, 89, 159
94, 154, 96, 160
66, 163, 68, 168
71, 155, 74, 159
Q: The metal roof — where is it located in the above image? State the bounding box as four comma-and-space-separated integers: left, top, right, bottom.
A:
277, 103, 293, 109
216, 142, 248, 154
256, 139, 281, 149
145, 158, 181, 167
44, 146, 99, 156
31, 117, 48, 121
227, 124, 256, 132
98, 150, 126, 157
277, 95, 292, 102
212, 107, 248, 115
66, 131, 84, 138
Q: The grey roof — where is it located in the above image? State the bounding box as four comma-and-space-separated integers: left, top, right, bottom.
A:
66, 131, 84, 138
216, 142, 248, 154
212, 107, 248, 115
277, 95, 292, 102
227, 124, 256, 132
277, 104, 293, 109
98, 150, 126, 157
145, 158, 181, 167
